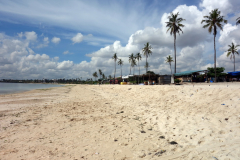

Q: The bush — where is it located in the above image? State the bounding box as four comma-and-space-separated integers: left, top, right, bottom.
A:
174, 79, 181, 84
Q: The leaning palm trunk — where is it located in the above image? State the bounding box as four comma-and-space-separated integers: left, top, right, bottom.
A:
174, 33, 176, 73
214, 34, 216, 82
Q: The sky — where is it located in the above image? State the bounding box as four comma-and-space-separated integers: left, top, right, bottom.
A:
0, 0, 240, 80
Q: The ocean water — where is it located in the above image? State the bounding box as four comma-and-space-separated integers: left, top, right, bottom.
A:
0, 83, 63, 95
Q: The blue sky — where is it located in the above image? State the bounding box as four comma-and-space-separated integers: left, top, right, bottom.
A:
0, 0, 240, 79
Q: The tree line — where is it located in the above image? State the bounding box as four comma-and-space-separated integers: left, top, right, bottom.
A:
93, 9, 239, 83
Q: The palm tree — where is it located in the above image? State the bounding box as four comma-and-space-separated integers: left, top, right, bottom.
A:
102, 73, 105, 79
165, 55, 174, 74
129, 53, 135, 75
227, 42, 239, 72
201, 9, 227, 82
131, 58, 137, 75
135, 53, 142, 83
142, 42, 152, 73
92, 72, 98, 81
237, 17, 240, 25
112, 53, 118, 84
98, 69, 102, 79
108, 75, 112, 79
118, 59, 124, 78
166, 12, 185, 74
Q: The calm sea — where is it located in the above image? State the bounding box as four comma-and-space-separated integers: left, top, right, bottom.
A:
0, 83, 63, 95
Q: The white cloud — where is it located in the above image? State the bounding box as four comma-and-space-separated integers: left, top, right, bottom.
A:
63, 50, 73, 55
71, 33, 83, 44
36, 37, 49, 48
51, 37, 61, 44
57, 60, 74, 70
25, 31, 37, 41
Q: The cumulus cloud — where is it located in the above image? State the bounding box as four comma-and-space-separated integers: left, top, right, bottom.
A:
51, 37, 61, 44
71, 33, 84, 44
24, 31, 37, 41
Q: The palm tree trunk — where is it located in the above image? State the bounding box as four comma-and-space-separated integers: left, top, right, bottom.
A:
114, 61, 116, 84
170, 63, 172, 75
146, 56, 147, 73
121, 66, 122, 78
138, 61, 140, 84
214, 35, 216, 82
234, 54, 235, 72
174, 33, 176, 73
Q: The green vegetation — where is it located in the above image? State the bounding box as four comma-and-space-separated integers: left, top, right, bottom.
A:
207, 67, 226, 78
174, 79, 181, 84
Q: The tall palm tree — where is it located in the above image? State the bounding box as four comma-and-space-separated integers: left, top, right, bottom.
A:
129, 53, 135, 75
135, 53, 142, 83
92, 72, 98, 81
165, 55, 174, 75
98, 69, 102, 79
227, 42, 239, 72
102, 73, 105, 79
166, 12, 185, 74
118, 59, 124, 78
142, 42, 152, 74
112, 53, 118, 84
237, 17, 240, 25
201, 9, 227, 82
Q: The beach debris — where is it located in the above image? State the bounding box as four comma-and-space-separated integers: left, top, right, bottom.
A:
225, 118, 229, 121
155, 150, 166, 156
140, 130, 146, 133
159, 136, 165, 139
212, 157, 219, 160
120, 111, 124, 113
128, 88, 132, 90
139, 153, 146, 158
221, 104, 225, 105
95, 152, 99, 155
169, 141, 178, 145
190, 94, 194, 97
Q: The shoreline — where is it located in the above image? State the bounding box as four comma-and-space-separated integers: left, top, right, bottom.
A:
0, 84, 240, 159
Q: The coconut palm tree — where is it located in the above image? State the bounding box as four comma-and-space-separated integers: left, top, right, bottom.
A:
237, 17, 240, 25
135, 53, 142, 83
201, 9, 227, 82
131, 58, 137, 75
102, 73, 105, 79
92, 72, 98, 81
112, 53, 118, 84
142, 42, 152, 74
118, 59, 124, 78
165, 55, 174, 75
227, 42, 240, 72
98, 69, 102, 79
166, 12, 185, 74
129, 53, 135, 75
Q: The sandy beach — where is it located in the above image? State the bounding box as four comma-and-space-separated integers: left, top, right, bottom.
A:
0, 83, 240, 160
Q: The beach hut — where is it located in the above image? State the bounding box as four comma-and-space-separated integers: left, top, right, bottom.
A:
174, 70, 207, 82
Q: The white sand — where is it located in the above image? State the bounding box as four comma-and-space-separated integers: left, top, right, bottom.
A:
0, 83, 240, 160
